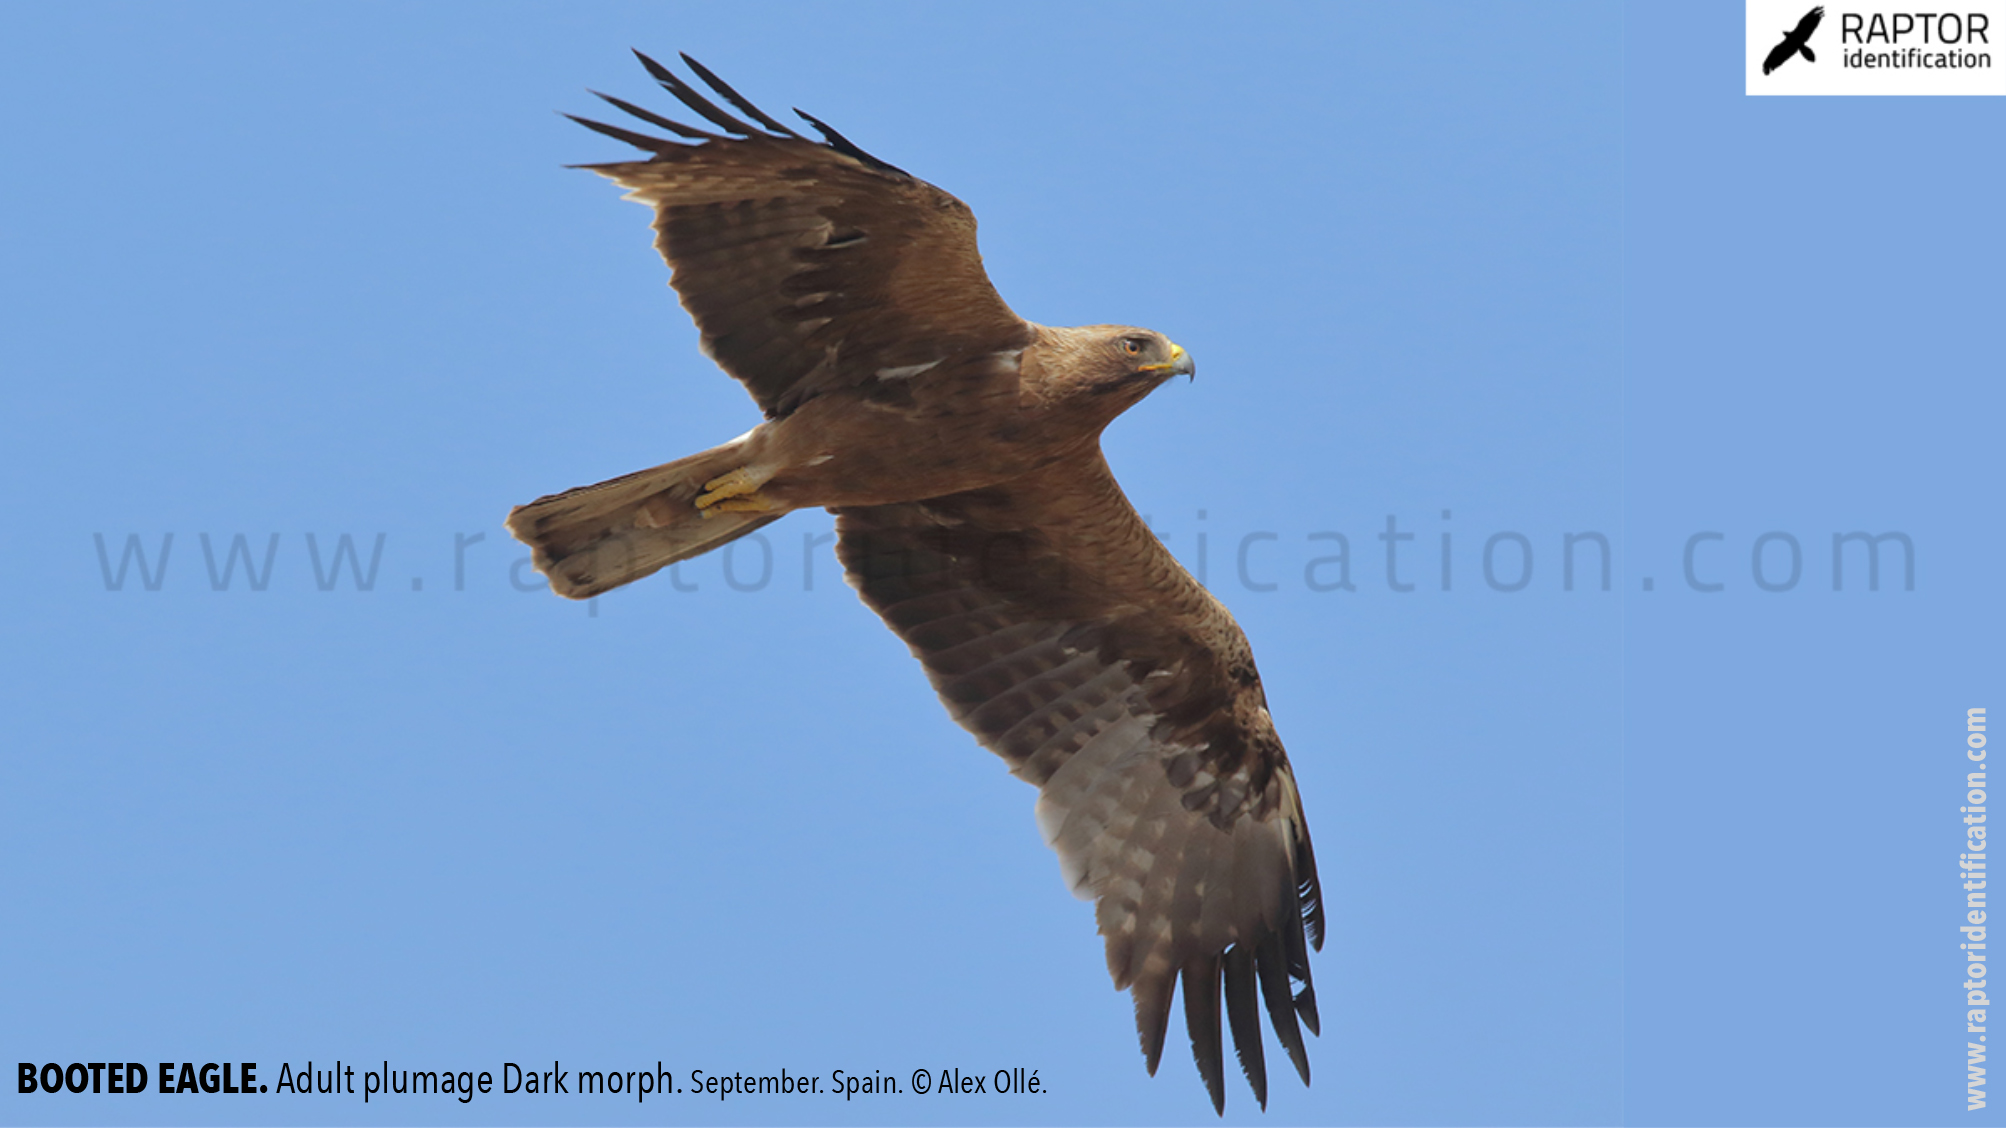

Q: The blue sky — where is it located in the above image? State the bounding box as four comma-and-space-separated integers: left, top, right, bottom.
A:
1, 3, 1997, 1126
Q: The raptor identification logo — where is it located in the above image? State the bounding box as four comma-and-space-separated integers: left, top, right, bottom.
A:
1746, 0, 2006, 93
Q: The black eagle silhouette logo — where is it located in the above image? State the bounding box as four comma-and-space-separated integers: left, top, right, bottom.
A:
1764, 6, 1825, 74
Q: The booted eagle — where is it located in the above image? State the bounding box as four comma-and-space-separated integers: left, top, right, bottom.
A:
507, 52, 1323, 1114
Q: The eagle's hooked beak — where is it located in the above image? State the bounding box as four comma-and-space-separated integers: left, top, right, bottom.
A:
1142, 342, 1196, 382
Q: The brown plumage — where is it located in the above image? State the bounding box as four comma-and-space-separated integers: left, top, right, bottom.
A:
506, 52, 1323, 1114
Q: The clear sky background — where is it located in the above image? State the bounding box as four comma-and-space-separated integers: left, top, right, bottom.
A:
0, 3, 1996, 1126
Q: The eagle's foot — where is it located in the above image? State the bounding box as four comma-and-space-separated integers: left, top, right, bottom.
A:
706, 495, 780, 515
694, 466, 777, 518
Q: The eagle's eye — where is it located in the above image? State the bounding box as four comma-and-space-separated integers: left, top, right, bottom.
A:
1121, 338, 1145, 357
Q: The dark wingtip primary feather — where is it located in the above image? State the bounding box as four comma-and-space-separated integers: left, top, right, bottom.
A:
589, 50, 912, 175
1284, 864, 1322, 1038
1182, 957, 1227, 1116
1135, 975, 1175, 1077
1223, 945, 1269, 1110
589, 89, 718, 140
632, 49, 759, 136
1294, 982, 1322, 1037
562, 112, 671, 153
793, 107, 909, 176
631, 48, 685, 93
679, 53, 804, 138
1297, 827, 1326, 951
1257, 931, 1312, 1088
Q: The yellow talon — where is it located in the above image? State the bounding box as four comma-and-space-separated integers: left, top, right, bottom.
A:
694, 465, 776, 517
706, 494, 781, 514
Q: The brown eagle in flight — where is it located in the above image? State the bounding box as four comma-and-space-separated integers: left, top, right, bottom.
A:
506, 52, 1323, 1114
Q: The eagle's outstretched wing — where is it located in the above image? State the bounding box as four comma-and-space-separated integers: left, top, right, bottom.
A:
568, 53, 1031, 419
836, 452, 1323, 1114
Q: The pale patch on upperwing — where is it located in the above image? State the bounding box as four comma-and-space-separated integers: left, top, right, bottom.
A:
874, 359, 940, 382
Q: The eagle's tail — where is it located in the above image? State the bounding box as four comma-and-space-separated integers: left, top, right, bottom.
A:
506, 441, 787, 600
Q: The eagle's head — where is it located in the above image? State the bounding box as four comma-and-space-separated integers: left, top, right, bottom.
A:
1028, 324, 1195, 425
1102, 328, 1196, 390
